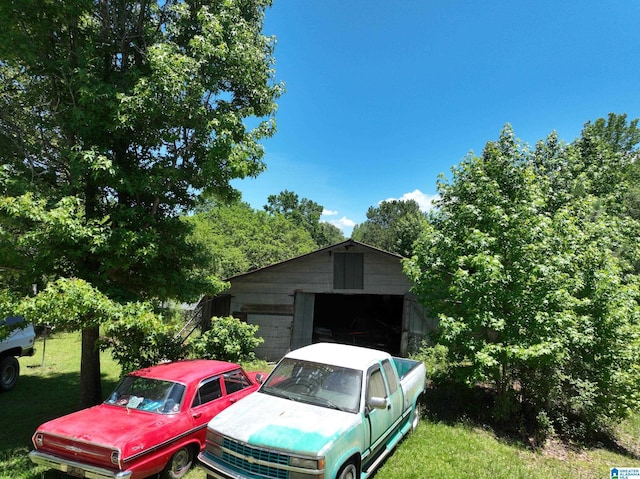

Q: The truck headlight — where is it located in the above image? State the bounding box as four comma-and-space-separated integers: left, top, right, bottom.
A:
289, 456, 324, 479
290, 457, 319, 469
206, 430, 224, 458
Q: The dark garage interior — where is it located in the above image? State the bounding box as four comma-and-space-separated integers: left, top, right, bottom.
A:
312, 293, 403, 355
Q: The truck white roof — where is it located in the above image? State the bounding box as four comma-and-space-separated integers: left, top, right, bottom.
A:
285, 342, 391, 371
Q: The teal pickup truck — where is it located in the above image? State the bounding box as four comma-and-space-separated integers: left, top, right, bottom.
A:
197, 342, 427, 479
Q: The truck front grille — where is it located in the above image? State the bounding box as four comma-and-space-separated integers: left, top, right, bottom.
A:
222, 438, 289, 479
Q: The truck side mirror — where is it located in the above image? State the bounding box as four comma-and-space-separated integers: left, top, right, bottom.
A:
367, 396, 388, 410
255, 373, 265, 384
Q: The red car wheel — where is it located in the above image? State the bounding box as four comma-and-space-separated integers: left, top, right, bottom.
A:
161, 446, 194, 479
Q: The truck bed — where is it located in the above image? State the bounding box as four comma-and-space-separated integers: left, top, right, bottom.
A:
392, 356, 423, 380
393, 357, 427, 413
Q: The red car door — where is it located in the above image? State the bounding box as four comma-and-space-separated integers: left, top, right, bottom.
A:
190, 376, 225, 443
189, 369, 257, 443
221, 369, 256, 404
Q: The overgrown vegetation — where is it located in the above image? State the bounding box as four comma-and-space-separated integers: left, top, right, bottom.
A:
406, 113, 640, 441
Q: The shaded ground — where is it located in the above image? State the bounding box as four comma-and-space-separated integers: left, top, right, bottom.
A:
420, 382, 640, 462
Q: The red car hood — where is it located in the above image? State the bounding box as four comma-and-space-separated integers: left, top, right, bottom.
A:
36, 403, 186, 460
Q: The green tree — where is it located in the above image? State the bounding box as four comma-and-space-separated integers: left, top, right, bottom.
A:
352, 199, 427, 256
315, 221, 345, 248
187, 200, 317, 278
532, 113, 640, 215
406, 121, 640, 436
18, 278, 190, 378
0, 0, 281, 406
264, 189, 344, 247
17, 278, 124, 404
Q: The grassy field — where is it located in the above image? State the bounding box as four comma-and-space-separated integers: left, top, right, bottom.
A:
1, 332, 639, 479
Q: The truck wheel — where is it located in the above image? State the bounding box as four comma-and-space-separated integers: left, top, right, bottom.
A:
337, 461, 357, 479
161, 446, 193, 479
411, 399, 422, 432
0, 356, 19, 392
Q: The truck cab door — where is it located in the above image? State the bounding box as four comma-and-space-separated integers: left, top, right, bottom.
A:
364, 365, 393, 457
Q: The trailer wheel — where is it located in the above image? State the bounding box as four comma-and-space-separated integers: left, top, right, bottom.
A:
336, 461, 357, 479
0, 356, 19, 392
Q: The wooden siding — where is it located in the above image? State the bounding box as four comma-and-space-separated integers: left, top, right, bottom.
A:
227, 244, 410, 302
247, 314, 293, 362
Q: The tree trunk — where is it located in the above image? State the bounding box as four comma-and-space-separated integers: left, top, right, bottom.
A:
80, 326, 102, 407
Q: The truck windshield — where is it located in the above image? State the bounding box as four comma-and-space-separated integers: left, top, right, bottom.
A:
261, 358, 362, 413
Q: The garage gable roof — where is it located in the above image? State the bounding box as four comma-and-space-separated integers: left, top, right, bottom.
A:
224, 239, 403, 282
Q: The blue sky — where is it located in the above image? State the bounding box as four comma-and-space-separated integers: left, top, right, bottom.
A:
232, 0, 640, 236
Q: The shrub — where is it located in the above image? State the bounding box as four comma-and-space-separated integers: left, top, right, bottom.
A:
190, 316, 263, 363
411, 342, 450, 385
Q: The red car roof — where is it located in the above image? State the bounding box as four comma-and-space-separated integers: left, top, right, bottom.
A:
129, 359, 242, 384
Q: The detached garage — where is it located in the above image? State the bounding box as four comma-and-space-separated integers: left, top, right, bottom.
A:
199, 239, 434, 361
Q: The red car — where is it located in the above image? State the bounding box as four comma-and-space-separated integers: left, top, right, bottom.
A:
29, 359, 263, 479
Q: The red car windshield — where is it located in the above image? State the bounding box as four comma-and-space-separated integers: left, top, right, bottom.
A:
105, 376, 186, 414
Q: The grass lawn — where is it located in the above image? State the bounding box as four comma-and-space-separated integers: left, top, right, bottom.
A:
381, 420, 639, 479
1, 332, 639, 479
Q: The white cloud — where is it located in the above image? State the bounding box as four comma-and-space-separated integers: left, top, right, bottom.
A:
330, 216, 356, 229
320, 213, 356, 235
384, 189, 439, 212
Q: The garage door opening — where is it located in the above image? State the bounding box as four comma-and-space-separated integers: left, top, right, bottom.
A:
312, 294, 403, 355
